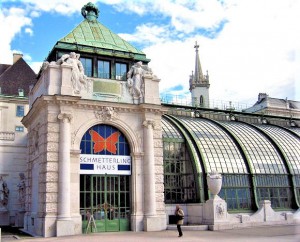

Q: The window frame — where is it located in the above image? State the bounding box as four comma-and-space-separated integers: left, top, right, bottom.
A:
97, 60, 110, 79
115, 62, 127, 81
16, 105, 25, 117
80, 57, 93, 77
15, 126, 24, 132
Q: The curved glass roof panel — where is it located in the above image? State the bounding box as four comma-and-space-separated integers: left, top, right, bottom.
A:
221, 122, 287, 174
287, 127, 300, 137
255, 125, 300, 174
177, 117, 247, 174
162, 118, 184, 140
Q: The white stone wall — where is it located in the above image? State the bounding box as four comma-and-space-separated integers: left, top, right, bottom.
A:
0, 97, 29, 226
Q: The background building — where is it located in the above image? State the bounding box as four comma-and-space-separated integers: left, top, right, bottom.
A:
0, 53, 36, 226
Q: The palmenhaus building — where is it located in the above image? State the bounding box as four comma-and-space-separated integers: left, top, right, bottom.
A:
0, 2, 300, 238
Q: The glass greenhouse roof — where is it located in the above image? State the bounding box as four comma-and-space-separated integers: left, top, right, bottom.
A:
254, 125, 300, 175
220, 122, 287, 174
162, 118, 184, 140
288, 127, 300, 137
162, 116, 300, 176
176, 117, 247, 174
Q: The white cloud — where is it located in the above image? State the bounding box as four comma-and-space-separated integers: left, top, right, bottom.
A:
11, 0, 90, 15
119, 24, 171, 45
131, 0, 300, 105
25, 28, 33, 36
0, 6, 32, 64
28, 61, 43, 74
0, 0, 89, 64
1, 0, 299, 105
111, 0, 228, 33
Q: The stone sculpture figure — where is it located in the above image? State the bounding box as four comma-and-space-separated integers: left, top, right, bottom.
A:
127, 61, 144, 102
0, 176, 9, 209
56, 52, 89, 94
17, 173, 26, 209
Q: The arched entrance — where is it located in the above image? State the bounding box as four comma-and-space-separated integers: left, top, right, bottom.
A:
79, 124, 131, 233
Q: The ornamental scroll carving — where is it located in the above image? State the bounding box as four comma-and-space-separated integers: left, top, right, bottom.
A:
58, 113, 72, 122
142, 120, 156, 129
95, 107, 117, 121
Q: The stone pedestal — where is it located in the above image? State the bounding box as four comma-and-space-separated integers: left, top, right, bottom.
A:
143, 216, 166, 231
203, 171, 229, 229
0, 210, 10, 226
56, 219, 75, 236
203, 196, 228, 225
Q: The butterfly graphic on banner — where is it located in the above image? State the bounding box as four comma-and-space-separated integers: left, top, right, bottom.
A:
89, 130, 120, 154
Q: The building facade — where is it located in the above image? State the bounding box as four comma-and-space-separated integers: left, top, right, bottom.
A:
0, 2, 300, 238
21, 3, 166, 237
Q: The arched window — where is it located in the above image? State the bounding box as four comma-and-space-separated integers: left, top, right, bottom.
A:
162, 118, 198, 203
200, 95, 204, 107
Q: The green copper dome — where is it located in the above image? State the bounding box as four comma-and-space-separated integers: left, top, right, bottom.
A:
53, 2, 148, 62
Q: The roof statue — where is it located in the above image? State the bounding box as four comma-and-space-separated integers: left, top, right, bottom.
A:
81, 2, 99, 21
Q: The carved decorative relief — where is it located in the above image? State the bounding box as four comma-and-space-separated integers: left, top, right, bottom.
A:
57, 113, 72, 122
17, 173, 26, 210
95, 107, 117, 121
33, 126, 40, 156
0, 175, 9, 210
142, 120, 156, 129
216, 203, 225, 218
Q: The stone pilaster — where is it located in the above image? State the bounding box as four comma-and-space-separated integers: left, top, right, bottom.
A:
56, 113, 74, 236
143, 120, 156, 217
131, 152, 144, 231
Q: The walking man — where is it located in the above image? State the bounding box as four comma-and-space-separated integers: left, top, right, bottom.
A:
175, 204, 184, 237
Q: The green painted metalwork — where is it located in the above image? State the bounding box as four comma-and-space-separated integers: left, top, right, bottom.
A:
164, 115, 255, 210
162, 117, 201, 203
253, 124, 300, 208
80, 175, 130, 233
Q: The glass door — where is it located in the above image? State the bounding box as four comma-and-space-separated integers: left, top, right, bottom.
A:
80, 175, 130, 233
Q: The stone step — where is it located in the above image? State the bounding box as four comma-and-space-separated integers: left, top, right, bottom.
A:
167, 224, 209, 231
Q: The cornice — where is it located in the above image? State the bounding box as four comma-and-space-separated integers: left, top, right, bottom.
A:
22, 95, 168, 127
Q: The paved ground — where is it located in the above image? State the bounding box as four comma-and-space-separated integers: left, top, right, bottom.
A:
1, 224, 300, 242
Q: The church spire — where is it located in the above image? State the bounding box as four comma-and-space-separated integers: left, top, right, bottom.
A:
194, 41, 204, 84
189, 41, 210, 107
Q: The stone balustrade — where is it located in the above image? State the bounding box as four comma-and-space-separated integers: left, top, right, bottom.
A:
0, 132, 15, 141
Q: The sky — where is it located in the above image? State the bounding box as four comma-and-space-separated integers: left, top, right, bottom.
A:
1, 0, 300, 108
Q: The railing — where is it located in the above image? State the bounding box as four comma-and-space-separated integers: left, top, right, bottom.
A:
0, 131, 15, 141
160, 94, 251, 112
